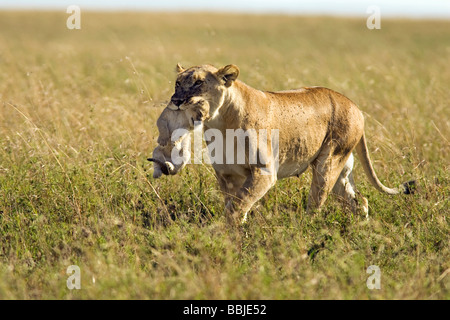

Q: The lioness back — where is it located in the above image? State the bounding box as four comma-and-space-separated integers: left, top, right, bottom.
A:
249, 86, 364, 169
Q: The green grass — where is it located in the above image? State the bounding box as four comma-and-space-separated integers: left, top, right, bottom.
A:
0, 11, 449, 299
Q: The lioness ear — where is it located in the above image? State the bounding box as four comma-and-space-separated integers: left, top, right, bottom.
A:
176, 63, 185, 73
216, 64, 239, 87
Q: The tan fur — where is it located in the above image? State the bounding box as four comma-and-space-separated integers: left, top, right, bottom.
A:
164, 64, 402, 224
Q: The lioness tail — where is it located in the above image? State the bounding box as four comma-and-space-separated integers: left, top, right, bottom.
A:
355, 133, 401, 195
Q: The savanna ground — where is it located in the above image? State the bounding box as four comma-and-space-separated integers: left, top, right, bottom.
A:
0, 11, 448, 299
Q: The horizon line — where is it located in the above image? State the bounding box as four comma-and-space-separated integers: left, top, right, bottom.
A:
1, 7, 450, 20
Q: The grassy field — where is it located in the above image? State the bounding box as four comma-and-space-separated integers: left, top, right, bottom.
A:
0, 11, 448, 299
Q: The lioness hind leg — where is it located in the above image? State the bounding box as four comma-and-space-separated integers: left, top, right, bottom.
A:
307, 145, 350, 214
332, 154, 369, 218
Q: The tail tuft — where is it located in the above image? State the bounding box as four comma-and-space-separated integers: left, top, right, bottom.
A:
401, 180, 417, 195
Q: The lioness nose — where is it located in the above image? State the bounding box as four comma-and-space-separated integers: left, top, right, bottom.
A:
171, 98, 184, 107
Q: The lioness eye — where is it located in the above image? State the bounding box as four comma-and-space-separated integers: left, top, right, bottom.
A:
194, 80, 203, 86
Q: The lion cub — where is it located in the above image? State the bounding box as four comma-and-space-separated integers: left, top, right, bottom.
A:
150, 97, 209, 178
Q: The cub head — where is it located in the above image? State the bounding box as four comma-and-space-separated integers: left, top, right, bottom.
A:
150, 97, 210, 179
168, 63, 239, 118
149, 134, 190, 179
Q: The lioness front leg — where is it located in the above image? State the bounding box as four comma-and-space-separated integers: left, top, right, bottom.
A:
217, 173, 245, 208
225, 169, 276, 225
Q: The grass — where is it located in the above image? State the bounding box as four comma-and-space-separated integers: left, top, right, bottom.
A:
0, 11, 448, 299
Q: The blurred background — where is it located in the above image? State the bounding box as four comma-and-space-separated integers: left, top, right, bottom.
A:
0, 0, 448, 300
1, 0, 450, 18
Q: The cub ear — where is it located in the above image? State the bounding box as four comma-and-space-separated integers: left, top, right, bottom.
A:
216, 64, 239, 87
176, 63, 185, 73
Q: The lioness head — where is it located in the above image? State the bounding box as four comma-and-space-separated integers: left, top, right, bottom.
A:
168, 63, 240, 118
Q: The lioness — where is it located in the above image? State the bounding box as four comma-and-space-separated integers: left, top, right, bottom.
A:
160, 63, 411, 224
